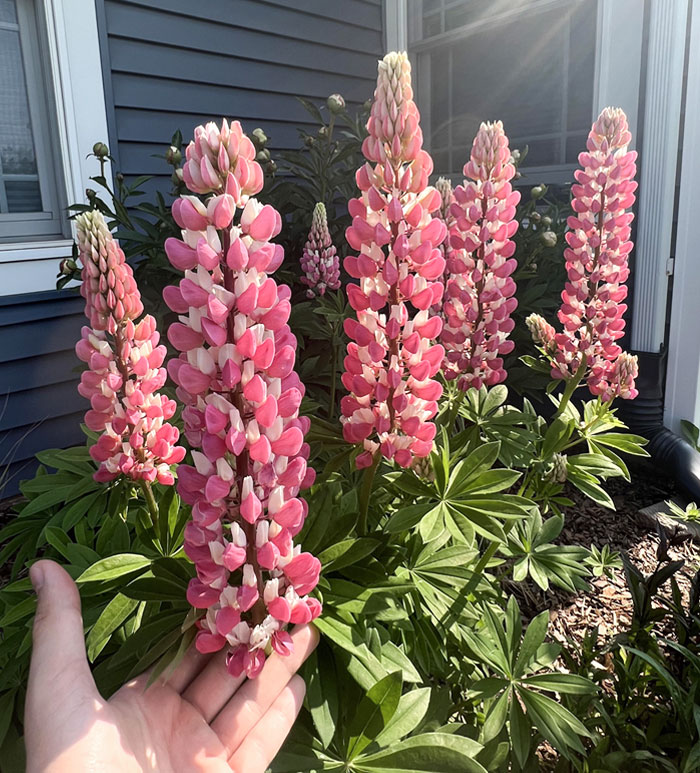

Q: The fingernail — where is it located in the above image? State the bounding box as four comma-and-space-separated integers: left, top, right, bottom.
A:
30, 564, 44, 592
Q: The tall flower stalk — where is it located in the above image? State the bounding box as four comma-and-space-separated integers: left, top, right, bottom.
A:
165, 120, 320, 678
441, 121, 520, 390
341, 51, 446, 470
74, 210, 184, 489
300, 202, 340, 297
527, 107, 639, 407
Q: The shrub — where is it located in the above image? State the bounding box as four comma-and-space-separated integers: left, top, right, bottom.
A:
1, 51, 676, 773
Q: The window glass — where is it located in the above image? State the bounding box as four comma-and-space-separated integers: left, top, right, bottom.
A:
411, 0, 598, 181
0, 0, 65, 242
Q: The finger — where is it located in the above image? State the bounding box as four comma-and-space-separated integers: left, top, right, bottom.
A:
24, 561, 97, 731
165, 643, 213, 693
227, 675, 306, 772
211, 624, 318, 756
182, 648, 247, 722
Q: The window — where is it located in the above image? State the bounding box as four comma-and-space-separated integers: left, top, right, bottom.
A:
409, 0, 598, 183
0, 0, 66, 242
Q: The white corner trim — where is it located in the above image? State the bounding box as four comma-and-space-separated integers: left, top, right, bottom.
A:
631, 0, 689, 353
664, 3, 700, 433
2, 0, 111, 297
593, 0, 644, 148
384, 0, 408, 53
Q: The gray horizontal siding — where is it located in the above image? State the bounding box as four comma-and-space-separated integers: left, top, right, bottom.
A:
99, 0, 385, 190
0, 291, 86, 496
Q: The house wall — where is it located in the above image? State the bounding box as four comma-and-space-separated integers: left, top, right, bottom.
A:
98, 0, 384, 194
0, 0, 385, 496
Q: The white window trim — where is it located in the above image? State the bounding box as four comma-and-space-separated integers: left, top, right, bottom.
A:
0, 0, 111, 297
384, 0, 408, 53
629, 0, 688, 354
664, 2, 700, 433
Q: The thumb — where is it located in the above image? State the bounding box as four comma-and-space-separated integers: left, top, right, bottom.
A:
25, 560, 97, 721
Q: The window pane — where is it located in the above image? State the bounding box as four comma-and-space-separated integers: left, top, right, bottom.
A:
0, 3, 42, 215
413, 0, 598, 179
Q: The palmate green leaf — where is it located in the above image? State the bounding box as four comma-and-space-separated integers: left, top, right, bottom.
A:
347, 672, 402, 759
566, 469, 615, 509
482, 688, 510, 742
588, 431, 649, 455
449, 504, 506, 543
354, 732, 487, 773
514, 610, 549, 676
521, 673, 596, 694
305, 643, 339, 749
86, 593, 139, 662
373, 687, 431, 748
319, 538, 380, 573
0, 595, 36, 627
122, 575, 187, 602
456, 468, 521, 496
516, 688, 588, 757
445, 442, 501, 497
509, 696, 533, 769
386, 504, 435, 534
77, 554, 152, 583
541, 417, 574, 458
108, 609, 185, 669
418, 503, 446, 543
314, 617, 388, 691
568, 453, 623, 479
380, 642, 421, 684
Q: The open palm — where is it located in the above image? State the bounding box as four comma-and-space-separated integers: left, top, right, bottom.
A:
24, 560, 318, 772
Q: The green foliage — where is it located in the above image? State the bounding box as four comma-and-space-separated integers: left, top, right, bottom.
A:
0, 436, 194, 761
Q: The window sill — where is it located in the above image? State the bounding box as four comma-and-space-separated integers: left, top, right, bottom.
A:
0, 239, 74, 296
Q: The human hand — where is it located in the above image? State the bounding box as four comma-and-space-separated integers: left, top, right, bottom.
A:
24, 560, 318, 772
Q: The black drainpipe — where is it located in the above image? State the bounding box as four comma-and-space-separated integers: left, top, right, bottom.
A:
617, 351, 700, 502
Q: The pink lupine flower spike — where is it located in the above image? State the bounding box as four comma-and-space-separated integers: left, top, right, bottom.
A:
441, 121, 521, 390
341, 52, 447, 471
165, 119, 320, 678
75, 210, 185, 487
300, 202, 340, 297
527, 107, 639, 405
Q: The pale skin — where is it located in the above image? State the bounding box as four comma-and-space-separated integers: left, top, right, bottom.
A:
24, 560, 319, 772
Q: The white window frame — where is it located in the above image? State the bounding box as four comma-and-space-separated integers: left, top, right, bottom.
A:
0, 0, 111, 297
0, 0, 65, 240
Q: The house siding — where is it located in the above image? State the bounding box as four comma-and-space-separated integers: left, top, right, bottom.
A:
0, 0, 384, 496
0, 291, 86, 496
99, 0, 385, 193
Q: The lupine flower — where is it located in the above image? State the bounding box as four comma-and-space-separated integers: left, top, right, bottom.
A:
74, 210, 184, 484
165, 119, 320, 678
530, 107, 639, 401
441, 121, 520, 390
341, 52, 446, 470
300, 202, 340, 297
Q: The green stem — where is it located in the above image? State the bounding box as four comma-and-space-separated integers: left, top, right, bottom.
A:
553, 361, 587, 420
445, 388, 466, 428
358, 452, 381, 536
140, 479, 159, 532
328, 324, 338, 420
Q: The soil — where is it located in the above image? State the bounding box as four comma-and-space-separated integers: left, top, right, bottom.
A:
517, 466, 699, 770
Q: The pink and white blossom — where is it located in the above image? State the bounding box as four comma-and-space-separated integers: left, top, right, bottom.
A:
341, 52, 446, 469
300, 202, 340, 297
75, 210, 184, 484
441, 121, 520, 390
529, 107, 639, 402
165, 120, 320, 677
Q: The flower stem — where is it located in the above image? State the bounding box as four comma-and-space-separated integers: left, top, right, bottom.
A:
553, 361, 587, 420
358, 452, 381, 536
329, 324, 338, 420
140, 479, 159, 532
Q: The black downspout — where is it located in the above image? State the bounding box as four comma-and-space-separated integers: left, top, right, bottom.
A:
617, 351, 700, 502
